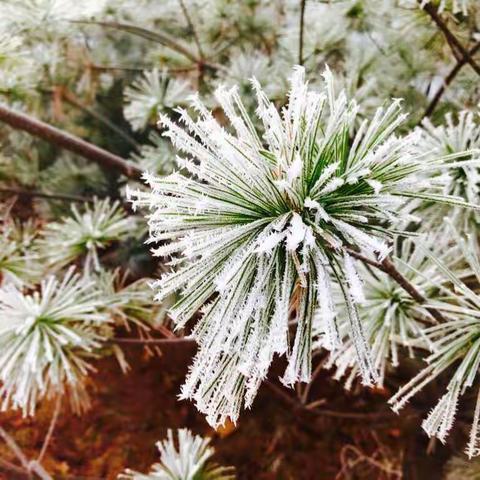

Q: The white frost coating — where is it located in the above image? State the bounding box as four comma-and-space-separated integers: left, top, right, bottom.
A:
129, 65, 473, 428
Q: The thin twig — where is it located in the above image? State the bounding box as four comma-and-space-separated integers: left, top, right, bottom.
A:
37, 395, 62, 464
178, 0, 204, 59
265, 381, 395, 420
379, 256, 447, 323
422, 41, 480, 118
301, 358, 325, 404
0, 426, 31, 471
60, 88, 139, 149
345, 248, 448, 323
420, 1, 480, 76
0, 456, 28, 476
0, 104, 142, 181
298, 0, 307, 65
76, 21, 224, 72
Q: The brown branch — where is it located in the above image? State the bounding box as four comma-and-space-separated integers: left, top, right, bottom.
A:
420, 1, 480, 76
0, 104, 142, 181
423, 41, 480, 118
37, 395, 61, 464
265, 381, 395, 420
178, 0, 204, 59
346, 248, 448, 324
298, 0, 307, 65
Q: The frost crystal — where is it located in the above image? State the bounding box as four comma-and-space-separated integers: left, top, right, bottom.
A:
320, 235, 462, 388
119, 429, 235, 480
389, 224, 480, 457
129, 65, 477, 427
39, 198, 134, 273
0, 268, 111, 416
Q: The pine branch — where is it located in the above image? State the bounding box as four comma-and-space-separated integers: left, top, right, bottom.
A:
77, 21, 225, 73
346, 248, 448, 324
0, 104, 142, 181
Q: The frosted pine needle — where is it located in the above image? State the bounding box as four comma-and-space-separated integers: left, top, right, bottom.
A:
119, 429, 235, 480
0, 268, 111, 416
124, 69, 193, 131
39, 198, 135, 273
321, 235, 462, 388
129, 65, 478, 428
389, 224, 480, 458
413, 110, 480, 231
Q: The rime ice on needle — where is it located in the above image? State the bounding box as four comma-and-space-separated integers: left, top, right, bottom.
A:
129, 65, 477, 428
0, 268, 111, 416
39, 198, 134, 274
413, 110, 480, 231
320, 235, 463, 389
119, 428, 235, 480
389, 224, 480, 458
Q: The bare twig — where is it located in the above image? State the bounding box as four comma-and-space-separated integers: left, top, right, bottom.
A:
37, 395, 62, 464
178, 0, 204, 59
423, 41, 480, 118
0, 104, 142, 181
76, 21, 225, 72
298, 0, 307, 65
300, 358, 325, 404
420, 1, 480, 76
265, 381, 395, 420
0, 456, 28, 476
0, 426, 31, 471
346, 248, 448, 324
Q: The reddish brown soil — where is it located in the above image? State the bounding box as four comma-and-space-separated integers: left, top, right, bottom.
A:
0, 345, 453, 480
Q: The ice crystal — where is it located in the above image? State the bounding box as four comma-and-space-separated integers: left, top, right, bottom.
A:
129, 65, 476, 427
320, 235, 463, 388
38, 198, 135, 273
413, 110, 480, 231
124, 69, 193, 131
0, 268, 111, 416
119, 429, 235, 480
389, 224, 480, 457
0, 219, 40, 287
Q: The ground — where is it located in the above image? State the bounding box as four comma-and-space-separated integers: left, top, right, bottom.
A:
0, 343, 457, 479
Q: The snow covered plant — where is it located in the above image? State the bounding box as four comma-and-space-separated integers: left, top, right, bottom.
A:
129, 65, 477, 427
416, 0, 473, 15
389, 226, 480, 457
124, 69, 193, 132
0, 268, 111, 416
321, 235, 463, 389
0, 220, 40, 287
413, 110, 480, 231
119, 429, 235, 480
39, 198, 134, 273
